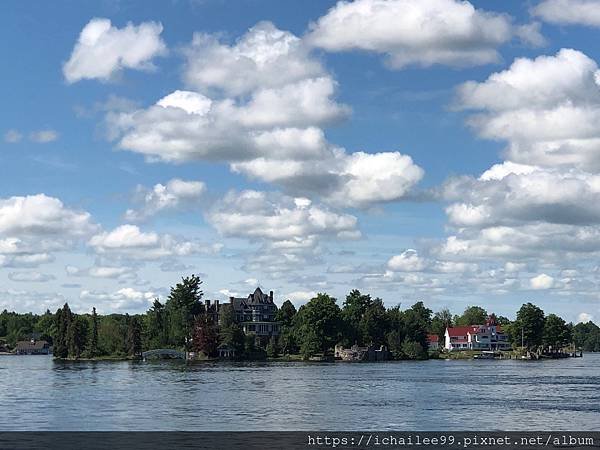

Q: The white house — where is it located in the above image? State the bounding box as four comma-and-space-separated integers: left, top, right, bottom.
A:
445, 315, 511, 351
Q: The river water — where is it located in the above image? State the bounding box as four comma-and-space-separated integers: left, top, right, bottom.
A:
1, 353, 599, 430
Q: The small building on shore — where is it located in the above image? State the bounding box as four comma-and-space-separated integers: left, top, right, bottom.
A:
14, 339, 51, 355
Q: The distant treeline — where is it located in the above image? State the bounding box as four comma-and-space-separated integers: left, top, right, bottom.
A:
1, 275, 599, 359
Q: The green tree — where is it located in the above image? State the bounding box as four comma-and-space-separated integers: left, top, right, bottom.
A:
88, 307, 99, 357
342, 290, 373, 345
126, 316, 143, 358
401, 340, 427, 360
53, 303, 73, 359
276, 300, 298, 354
145, 299, 168, 349
293, 293, 342, 358
34, 309, 56, 345
430, 308, 453, 342
67, 315, 88, 359
266, 335, 279, 358
165, 275, 204, 349
512, 302, 545, 351
218, 304, 245, 356
276, 300, 297, 326
573, 321, 600, 351
403, 301, 432, 350
455, 306, 488, 326
543, 314, 571, 353
359, 298, 387, 346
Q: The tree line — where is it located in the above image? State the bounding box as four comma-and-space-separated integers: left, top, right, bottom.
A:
1, 275, 599, 359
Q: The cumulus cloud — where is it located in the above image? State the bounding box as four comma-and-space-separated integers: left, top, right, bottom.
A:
80, 287, 156, 313
0, 289, 67, 313
387, 249, 426, 272
89, 224, 221, 261
124, 178, 206, 221
207, 190, 360, 275
0, 194, 97, 268
183, 21, 324, 96
63, 18, 166, 83
578, 312, 594, 323
533, 0, 600, 27
456, 49, 600, 170
231, 150, 423, 208
307, 0, 541, 69
530, 273, 555, 289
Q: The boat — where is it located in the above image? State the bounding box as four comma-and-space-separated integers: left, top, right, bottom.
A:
473, 351, 497, 359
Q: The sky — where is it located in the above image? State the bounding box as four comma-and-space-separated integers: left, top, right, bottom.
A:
2, 0, 600, 323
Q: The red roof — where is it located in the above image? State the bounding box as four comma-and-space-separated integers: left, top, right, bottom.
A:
447, 326, 479, 337
427, 334, 439, 343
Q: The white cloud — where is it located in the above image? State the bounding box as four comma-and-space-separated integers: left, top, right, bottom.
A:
0, 194, 97, 268
124, 178, 206, 221
66, 264, 135, 279
183, 21, 324, 96
578, 312, 594, 323
29, 129, 59, 143
307, 0, 540, 69
207, 190, 360, 275
80, 287, 156, 313
106, 22, 422, 208
456, 49, 600, 170
387, 249, 426, 272
207, 190, 358, 242
284, 290, 317, 306
232, 150, 423, 208
4, 129, 22, 143
530, 273, 555, 289
0, 289, 67, 313
89, 224, 220, 261
63, 18, 166, 83
533, 0, 600, 27
8, 271, 55, 282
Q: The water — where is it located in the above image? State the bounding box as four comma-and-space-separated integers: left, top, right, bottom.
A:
1, 354, 599, 430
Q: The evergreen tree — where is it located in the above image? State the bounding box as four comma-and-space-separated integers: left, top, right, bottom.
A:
126, 316, 143, 358
67, 316, 88, 359
53, 303, 73, 359
88, 307, 99, 357
165, 275, 204, 349
276, 300, 297, 354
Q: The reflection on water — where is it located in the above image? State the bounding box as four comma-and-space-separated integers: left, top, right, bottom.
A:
1, 354, 599, 430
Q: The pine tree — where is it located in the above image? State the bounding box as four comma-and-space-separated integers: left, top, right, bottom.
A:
53, 303, 73, 359
67, 316, 88, 359
126, 316, 142, 358
89, 307, 99, 357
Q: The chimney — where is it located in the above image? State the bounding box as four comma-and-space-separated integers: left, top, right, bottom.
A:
229, 296, 234, 305
215, 300, 219, 309
269, 290, 274, 302
205, 299, 211, 309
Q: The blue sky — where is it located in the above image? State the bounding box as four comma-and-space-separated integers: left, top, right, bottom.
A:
3, 0, 600, 323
